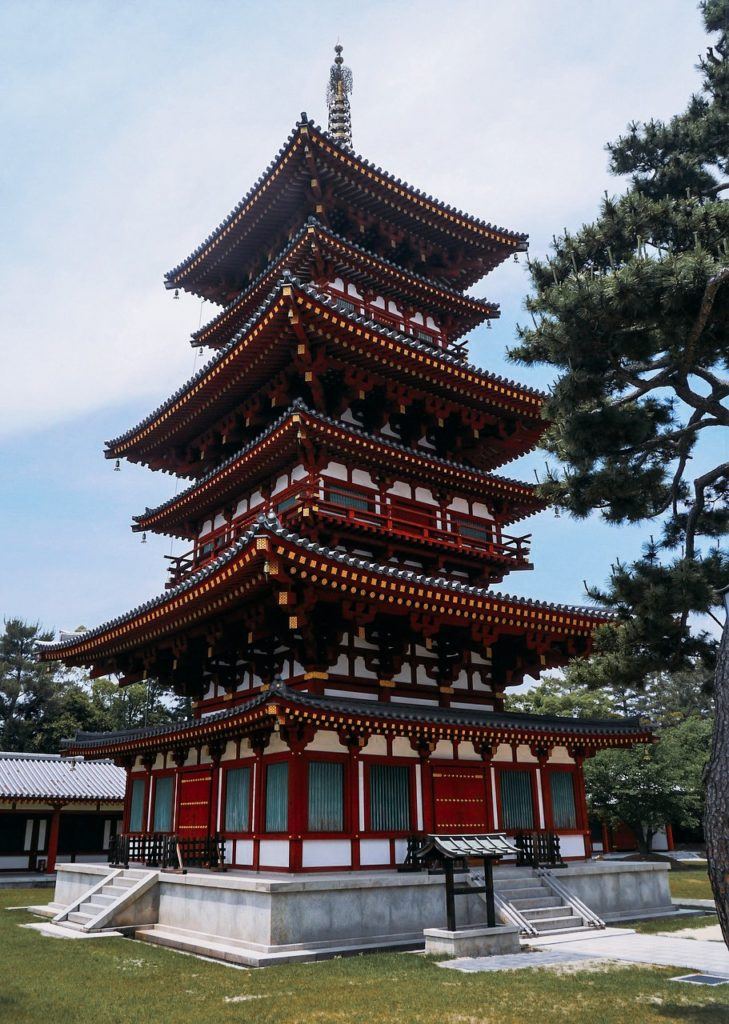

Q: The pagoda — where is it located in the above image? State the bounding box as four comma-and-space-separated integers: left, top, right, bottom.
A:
40, 48, 650, 875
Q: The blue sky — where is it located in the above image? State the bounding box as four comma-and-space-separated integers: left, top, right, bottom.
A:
0, 0, 714, 636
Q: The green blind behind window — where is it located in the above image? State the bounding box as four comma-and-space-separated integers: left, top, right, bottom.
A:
129, 778, 145, 832
549, 772, 577, 829
224, 767, 251, 832
308, 761, 344, 832
370, 764, 410, 831
152, 776, 173, 832
500, 771, 534, 830
265, 762, 289, 832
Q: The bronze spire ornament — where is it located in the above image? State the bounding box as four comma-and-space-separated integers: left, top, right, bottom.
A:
326, 44, 353, 148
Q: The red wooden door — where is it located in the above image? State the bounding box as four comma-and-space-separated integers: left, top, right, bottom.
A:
432, 767, 489, 833
176, 770, 213, 837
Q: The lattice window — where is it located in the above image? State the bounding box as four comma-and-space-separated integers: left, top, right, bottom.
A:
308, 761, 344, 832
224, 766, 251, 832
265, 762, 288, 832
499, 770, 534, 830
152, 776, 173, 833
369, 764, 410, 831
549, 772, 577, 830
129, 778, 145, 833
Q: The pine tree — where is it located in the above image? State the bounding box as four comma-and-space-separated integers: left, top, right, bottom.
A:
510, 1, 729, 941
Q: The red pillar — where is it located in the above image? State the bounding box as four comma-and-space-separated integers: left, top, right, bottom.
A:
45, 805, 62, 874
665, 823, 675, 851
573, 755, 592, 858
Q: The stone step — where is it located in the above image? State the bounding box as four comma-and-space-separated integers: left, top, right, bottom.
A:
79, 901, 108, 917
89, 894, 117, 907
112, 877, 139, 889
67, 911, 94, 925
529, 914, 585, 932
509, 896, 562, 911
498, 887, 548, 901
520, 905, 576, 922
101, 885, 133, 898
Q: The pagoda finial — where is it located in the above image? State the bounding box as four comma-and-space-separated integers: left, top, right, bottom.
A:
326, 43, 353, 148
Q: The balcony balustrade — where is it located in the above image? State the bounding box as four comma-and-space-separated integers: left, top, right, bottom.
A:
164, 476, 531, 587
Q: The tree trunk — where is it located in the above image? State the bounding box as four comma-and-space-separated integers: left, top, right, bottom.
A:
705, 615, 729, 948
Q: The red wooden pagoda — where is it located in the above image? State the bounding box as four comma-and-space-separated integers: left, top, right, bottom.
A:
41, 49, 650, 873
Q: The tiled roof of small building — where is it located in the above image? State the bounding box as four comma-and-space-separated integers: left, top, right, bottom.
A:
0, 751, 125, 802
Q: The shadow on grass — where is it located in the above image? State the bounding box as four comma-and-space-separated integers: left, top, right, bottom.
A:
658, 1001, 729, 1023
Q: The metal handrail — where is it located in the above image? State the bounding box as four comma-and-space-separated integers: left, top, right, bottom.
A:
535, 867, 605, 929
467, 869, 539, 936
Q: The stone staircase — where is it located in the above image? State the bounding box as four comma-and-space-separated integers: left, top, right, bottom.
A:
50, 868, 158, 933
484, 867, 604, 937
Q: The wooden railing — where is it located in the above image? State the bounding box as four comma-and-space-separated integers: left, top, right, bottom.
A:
109, 833, 225, 871
166, 477, 531, 586
513, 831, 565, 868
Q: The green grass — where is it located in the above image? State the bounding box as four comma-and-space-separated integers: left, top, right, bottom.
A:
3, 887, 729, 1024
669, 866, 714, 901
632, 913, 717, 935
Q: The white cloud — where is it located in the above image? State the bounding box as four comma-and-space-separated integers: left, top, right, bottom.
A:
0, 0, 708, 440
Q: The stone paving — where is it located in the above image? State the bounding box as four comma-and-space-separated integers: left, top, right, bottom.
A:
439, 927, 729, 978
534, 929, 729, 977
438, 950, 605, 973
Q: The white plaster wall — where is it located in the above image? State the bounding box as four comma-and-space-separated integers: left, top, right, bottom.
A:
359, 839, 390, 865
391, 737, 418, 758
302, 840, 351, 868
362, 736, 387, 756
559, 834, 586, 858
259, 841, 290, 868
549, 746, 575, 765
432, 740, 453, 759
493, 744, 514, 763
516, 745, 538, 764
307, 730, 344, 753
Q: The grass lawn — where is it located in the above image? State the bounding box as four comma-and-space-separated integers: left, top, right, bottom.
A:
3, 889, 729, 1024
632, 913, 717, 935
669, 867, 714, 901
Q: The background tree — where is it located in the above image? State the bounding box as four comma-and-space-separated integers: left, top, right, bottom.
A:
510, 0, 729, 938
0, 618, 189, 753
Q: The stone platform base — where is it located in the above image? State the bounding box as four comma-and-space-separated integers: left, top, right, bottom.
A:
38, 859, 674, 967
424, 924, 520, 957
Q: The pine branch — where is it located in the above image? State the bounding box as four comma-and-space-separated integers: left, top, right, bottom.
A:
682, 266, 729, 374
685, 461, 729, 560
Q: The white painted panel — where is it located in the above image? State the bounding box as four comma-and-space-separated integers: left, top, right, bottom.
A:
340, 408, 356, 424
411, 311, 424, 324
391, 737, 418, 758
359, 839, 390, 865
0, 856, 29, 869
331, 653, 349, 675
213, 512, 226, 529
432, 739, 453, 758
549, 746, 575, 765
394, 839, 408, 865
347, 282, 363, 299
362, 735, 387, 756
387, 300, 402, 315
249, 490, 263, 508
457, 742, 481, 761
23, 819, 33, 851
291, 464, 308, 482
451, 701, 493, 712
490, 767, 499, 829
371, 295, 385, 309
415, 665, 434, 685
493, 743, 513, 762
199, 519, 212, 537
331, 277, 344, 290
392, 665, 411, 683
472, 502, 493, 520
291, 661, 306, 678
37, 820, 47, 849
353, 656, 377, 678
558, 834, 585, 858
380, 421, 397, 437
516, 745, 537, 764
414, 487, 437, 505
307, 729, 345, 752
471, 650, 488, 666
448, 497, 468, 513
324, 461, 347, 480
425, 316, 438, 330
235, 840, 254, 865
259, 840, 290, 868
272, 474, 289, 495
325, 688, 378, 701
351, 469, 375, 488
453, 670, 468, 689
472, 675, 492, 691
387, 480, 411, 498
225, 840, 234, 864
235, 499, 248, 516
391, 696, 438, 707
302, 840, 352, 868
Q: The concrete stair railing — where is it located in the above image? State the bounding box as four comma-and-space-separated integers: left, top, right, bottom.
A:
470, 867, 604, 936
52, 868, 158, 933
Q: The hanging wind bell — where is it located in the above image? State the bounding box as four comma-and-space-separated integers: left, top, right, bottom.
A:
114, 459, 121, 472
141, 532, 147, 544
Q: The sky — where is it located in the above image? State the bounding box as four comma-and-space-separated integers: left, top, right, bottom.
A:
0, 0, 714, 637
